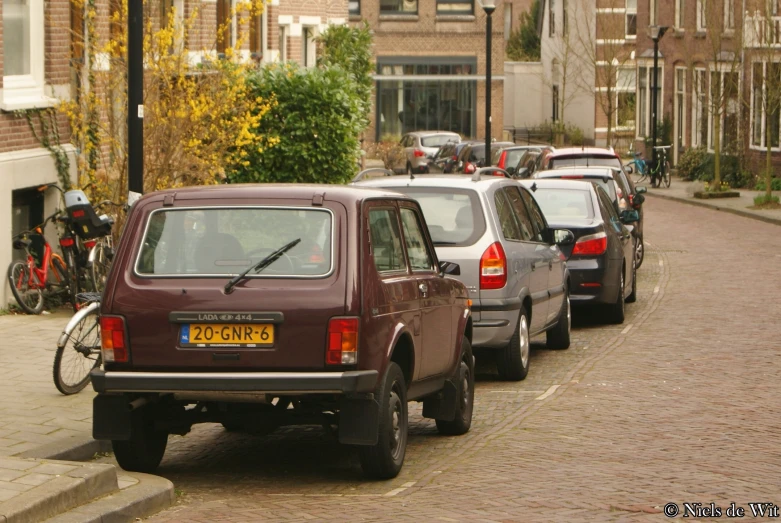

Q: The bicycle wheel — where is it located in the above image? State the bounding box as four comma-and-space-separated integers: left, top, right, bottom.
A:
7, 261, 43, 314
90, 239, 113, 293
64, 249, 80, 312
53, 307, 102, 395
50, 256, 70, 295
663, 161, 671, 188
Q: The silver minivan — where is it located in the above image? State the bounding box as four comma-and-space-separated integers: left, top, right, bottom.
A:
395, 131, 461, 175
355, 173, 572, 381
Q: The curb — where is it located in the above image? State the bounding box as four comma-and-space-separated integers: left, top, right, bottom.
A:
16, 435, 112, 462
43, 472, 175, 523
646, 191, 781, 227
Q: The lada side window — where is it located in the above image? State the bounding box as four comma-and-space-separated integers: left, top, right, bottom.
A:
519, 189, 547, 242
136, 207, 333, 277
369, 208, 407, 273
493, 190, 522, 241
503, 186, 534, 241
399, 208, 434, 272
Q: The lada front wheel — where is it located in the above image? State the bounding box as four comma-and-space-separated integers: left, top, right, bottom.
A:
359, 362, 408, 479
112, 409, 168, 473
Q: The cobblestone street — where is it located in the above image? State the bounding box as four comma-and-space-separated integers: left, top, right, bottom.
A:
127, 197, 781, 521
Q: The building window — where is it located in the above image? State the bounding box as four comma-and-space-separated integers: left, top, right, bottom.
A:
278, 25, 288, 62
563, 0, 569, 35
437, 0, 474, 14
549, 0, 556, 36
724, 0, 735, 30
552, 85, 560, 121
674, 67, 687, 161
675, 0, 684, 28
552, 60, 561, 121
697, 0, 707, 30
302, 27, 316, 68
752, 61, 781, 148
349, 1, 360, 16
504, 3, 513, 39
692, 68, 707, 147
708, 70, 740, 152
636, 65, 662, 137
2, 0, 48, 110
376, 59, 477, 140
617, 68, 636, 128
381, 0, 418, 14
649, 0, 656, 26
626, 0, 637, 37
250, 13, 263, 59
216, 0, 233, 55
752, 62, 764, 147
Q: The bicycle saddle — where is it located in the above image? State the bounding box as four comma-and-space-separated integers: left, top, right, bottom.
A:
12, 238, 31, 250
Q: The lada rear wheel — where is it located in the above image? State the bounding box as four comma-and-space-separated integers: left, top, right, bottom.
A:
359, 362, 408, 479
112, 409, 168, 473
497, 307, 530, 381
436, 336, 474, 436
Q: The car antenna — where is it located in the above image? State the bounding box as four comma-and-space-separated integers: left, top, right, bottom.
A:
531, 182, 538, 192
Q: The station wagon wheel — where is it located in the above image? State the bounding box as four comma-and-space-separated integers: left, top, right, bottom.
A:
606, 270, 625, 324
497, 307, 530, 381
359, 362, 408, 479
436, 336, 474, 435
112, 407, 168, 473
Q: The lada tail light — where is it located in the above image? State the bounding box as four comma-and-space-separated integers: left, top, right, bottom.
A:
327, 317, 359, 365
100, 315, 129, 363
480, 242, 507, 290
571, 232, 608, 256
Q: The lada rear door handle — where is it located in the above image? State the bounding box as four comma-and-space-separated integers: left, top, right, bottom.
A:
418, 283, 428, 297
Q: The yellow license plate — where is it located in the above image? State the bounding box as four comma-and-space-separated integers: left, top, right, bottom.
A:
181, 324, 274, 346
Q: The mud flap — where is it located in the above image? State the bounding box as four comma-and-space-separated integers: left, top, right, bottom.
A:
93, 394, 132, 440
422, 379, 458, 421
338, 395, 379, 446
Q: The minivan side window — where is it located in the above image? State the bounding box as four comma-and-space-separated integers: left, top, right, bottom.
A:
519, 189, 547, 242
369, 208, 407, 273
503, 186, 534, 241
494, 190, 522, 241
400, 207, 434, 271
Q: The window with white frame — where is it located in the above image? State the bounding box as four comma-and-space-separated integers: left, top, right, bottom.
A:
549, 0, 556, 36
674, 67, 687, 159
617, 68, 636, 128
216, 0, 235, 56
2, 0, 49, 110
437, 0, 473, 14
279, 25, 288, 62
626, 0, 637, 37
674, 0, 684, 29
302, 27, 316, 68
724, 0, 735, 30
708, 69, 740, 152
636, 65, 663, 137
752, 61, 781, 148
563, 0, 569, 35
696, 0, 707, 30
692, 68, 707, 147
650, 0, 657, 25
504, 3, 513, 39
381, 0, 418, 14
349, 1, 360, 16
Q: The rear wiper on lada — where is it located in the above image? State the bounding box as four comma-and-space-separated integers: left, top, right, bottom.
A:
224, 238, 301, 294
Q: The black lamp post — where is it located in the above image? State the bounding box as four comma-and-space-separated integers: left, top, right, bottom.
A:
128, 0, 144, 202
483, 0, 496, 163
648, 25, 668, 173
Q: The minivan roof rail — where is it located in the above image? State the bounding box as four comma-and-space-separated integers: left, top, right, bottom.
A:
352, 168, 395, 183
472, 167, 511, 181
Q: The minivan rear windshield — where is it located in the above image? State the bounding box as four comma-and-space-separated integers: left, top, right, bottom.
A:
387, 188, 485, 247
533, 189, 595, 220
136, 207, 333, 277
421, 135, 459, 148
549, 156, 622, 169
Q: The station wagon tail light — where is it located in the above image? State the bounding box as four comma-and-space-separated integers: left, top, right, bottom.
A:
100, 315, 129, 363
571, 232, 608, 256
413, 149, 426, 157
327, 317, 359, 365
480, 242, 507, 290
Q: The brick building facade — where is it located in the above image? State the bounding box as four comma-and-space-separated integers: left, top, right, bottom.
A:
350, 0, 505, 142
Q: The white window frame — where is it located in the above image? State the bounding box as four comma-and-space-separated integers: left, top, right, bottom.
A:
635, 62, 663, 138
674, 0, 684, 29
750, 60, 781, 151
649, 0, 657, 25
626, 0, 637, 38
1, 0, 52, 111
616, 66, 636, 130
724, 0, 735, 31
707, 65, 741, 152
278, 25, 288, 62
674, 66, 687, 162
692, 67, 707, 147
696, 0, 707, 30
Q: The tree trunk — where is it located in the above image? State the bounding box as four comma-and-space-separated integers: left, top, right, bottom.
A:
606, 87, 613, 147
713, 107, 721, 189
766, 121, 773, 200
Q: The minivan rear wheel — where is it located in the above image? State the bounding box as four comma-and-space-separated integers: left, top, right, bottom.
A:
546, 293, 571, 350
497, 307, 530, 381
112, 410, 168, 473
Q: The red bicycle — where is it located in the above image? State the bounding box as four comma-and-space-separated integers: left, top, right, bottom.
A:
7, 210, 73, 314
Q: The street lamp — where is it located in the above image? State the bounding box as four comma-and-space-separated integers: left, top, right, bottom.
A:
648, 25, 668, 178
483, 0, 496, 164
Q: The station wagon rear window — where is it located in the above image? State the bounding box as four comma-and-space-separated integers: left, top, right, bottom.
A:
136, 207, 332, 277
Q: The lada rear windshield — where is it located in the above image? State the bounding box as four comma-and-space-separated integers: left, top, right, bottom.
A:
393, 188, 485, 247
533, 188, 595, 220
135, 207, 333, 277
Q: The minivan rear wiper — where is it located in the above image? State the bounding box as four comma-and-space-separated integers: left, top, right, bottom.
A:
224, 238, 301, 294
433, 241, 458, 245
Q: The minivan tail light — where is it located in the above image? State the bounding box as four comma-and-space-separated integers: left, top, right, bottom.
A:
413, 149, 425, 157
498, 151, 507, 169
571, 232, 608, 256
480, 242, 507, 290
327, 317, 359, 365
100, 315, 129, 363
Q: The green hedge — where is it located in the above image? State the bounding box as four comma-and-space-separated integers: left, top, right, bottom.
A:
675, 147, 755, 188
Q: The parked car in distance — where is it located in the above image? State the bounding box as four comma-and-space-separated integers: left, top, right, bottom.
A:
491, 145, 543, 172
527, 146, 557, 178
354, 171, 572, 382
454, 141, 515, 174
91, 184, 474, 480
428, 140, 478, 174
510, 149, 542, 178
520, 179, 637, 324
396, 131, 461, 175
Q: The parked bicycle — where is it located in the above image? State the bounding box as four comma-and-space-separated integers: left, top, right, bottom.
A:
626, 146, 671, 188
53, 292, 103, 395
7, 210, 73, 314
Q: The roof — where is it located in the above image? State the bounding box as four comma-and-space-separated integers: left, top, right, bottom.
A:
136, 183, 411, 205
519, 179, 599, 191
534, 167, 619, 179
